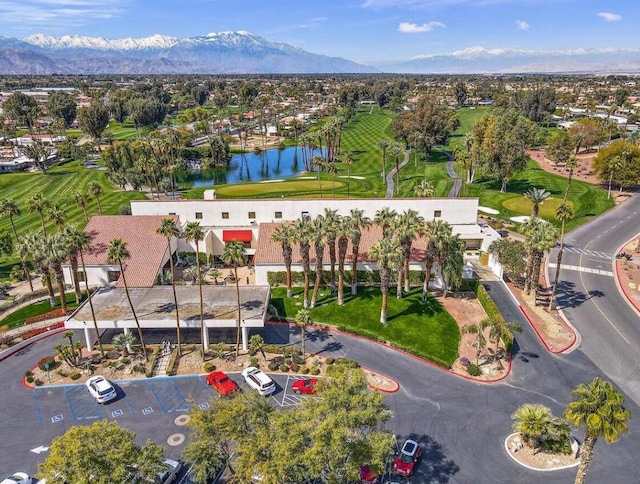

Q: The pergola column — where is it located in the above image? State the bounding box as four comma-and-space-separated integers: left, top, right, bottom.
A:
203, 325, 209, 350
124, 327, 133, 353
83, 326, 93, 352
241, 326, 249, 351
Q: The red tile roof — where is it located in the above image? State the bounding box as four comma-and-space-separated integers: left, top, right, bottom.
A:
82, 215, 178, 288
255, 223, 428, 265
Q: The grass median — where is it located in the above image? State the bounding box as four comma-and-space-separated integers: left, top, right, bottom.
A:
269, 286, 460, 368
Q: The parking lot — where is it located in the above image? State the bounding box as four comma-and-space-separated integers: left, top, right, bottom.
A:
31, 372, 320, 427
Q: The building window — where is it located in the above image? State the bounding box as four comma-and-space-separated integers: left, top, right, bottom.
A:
434, 210, 442, 218
169, 212, 176, 215
301, 211, 310, 220
195, 212, 203, 219
248, 211, 256, 219
222, 212, 229, 219
107, 271, 121, 283
275, 211, 282, 219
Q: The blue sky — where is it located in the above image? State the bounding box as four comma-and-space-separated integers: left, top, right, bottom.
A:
1, 0, 637, 63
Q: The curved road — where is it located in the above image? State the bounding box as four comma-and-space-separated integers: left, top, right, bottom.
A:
549, 193, 640, 405
385, 151, 410, 198
434, 149, 462, 198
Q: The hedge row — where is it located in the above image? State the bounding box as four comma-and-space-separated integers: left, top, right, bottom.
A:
21, 322, 65, 340
476, 284, 513, 352
24, 308, 71, 325
267, 270, 430, 287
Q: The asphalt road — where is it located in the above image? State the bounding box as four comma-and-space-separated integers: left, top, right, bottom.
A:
550, 192, 640, 405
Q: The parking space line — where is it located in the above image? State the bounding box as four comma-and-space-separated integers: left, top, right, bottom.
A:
123, 395, 136, 416
33, 389, 43, 424
147, 381, 170, 413
169, 379, 190, 412
64, 387, 78, 421
65, 385, 103, 421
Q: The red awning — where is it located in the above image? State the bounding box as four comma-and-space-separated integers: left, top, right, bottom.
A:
222, 230, 253, 243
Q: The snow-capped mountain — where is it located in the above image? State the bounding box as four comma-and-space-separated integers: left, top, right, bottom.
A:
377, 46, 640, 73
0, 31, 377, 74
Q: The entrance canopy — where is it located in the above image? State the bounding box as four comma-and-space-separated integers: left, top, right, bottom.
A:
222, 230, 253, 243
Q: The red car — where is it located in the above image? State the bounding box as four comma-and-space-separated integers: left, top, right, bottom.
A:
292, 378, 318, 395
359, 465, 380, 484
393, 439, 422, 477
206, 371, 239, 396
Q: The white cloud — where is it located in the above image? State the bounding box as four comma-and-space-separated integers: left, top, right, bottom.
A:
597, 12, 622, 22
516, 20, 529, 30
0, 0, 127, 27
398, 21, 445, 33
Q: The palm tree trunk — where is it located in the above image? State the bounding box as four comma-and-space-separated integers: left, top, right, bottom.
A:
531, 251, 543, 300
234, 267, 242, 359
285, 258, 292, 298
380, 269, 389, 324
574, 435, 597, 484
396, 268, 403, 299
328, 241, 336, 295
196, 241, 205, 356
301, 326, 306, 356
303, 271, 310, 309
81, 250, 104, 357
96, 196, 102, 215
311, 254, 323, 308
44, 271, 57, 308
70, 256, 82, 304
423, 260, 433, 301
351, 240, 360, 295
338, 270, 344, 306
168, 247, 182, 357
39, 212, 47, 235
9, 218, 33, 292
82, 205, 88, 222
55, 268, 68, 313
549, 222, 566, 310
404, 258, 410, 293
120, 262, 147, 361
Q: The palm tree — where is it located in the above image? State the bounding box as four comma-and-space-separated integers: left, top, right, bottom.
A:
294, 217, 313, 309
112, 332, 136, 357
336, 216, 354, 306
63, 330, 79, 363
462, 321, 489, 364
74, 192, 90, 223
221, 240, 247, 359
311, 155, 325, 199
107, 238, 147, 361
549, 203, 574, 310
0, 199, 32, 291
394, 210, 425, 296
374, 207, 398, 239
414, 180, 436, 198
322, 209, 340, 296
378, 140, 389, 180
22, 233, 56, 307
87, 181, 103, 215
64, 225, 104, 357
183, 221, 206, 354
420, 220, 452, 301
326, 162, 339, 198
271, 224, 296, 298
48, 204, 66, 232
348, 209, 371, 296
390, 143, 404, 195
511, 403, 555, 451
27, 193, 50, 234
157, 218, 182, 357
440, 234, 465, 299
524, 188, 551, 218
369, 238, 402, 325
342, 153, 355, 198
483, 318, 522, 369
522, 218, 559, 296
310, 215, 326, 309
45, 235, 69, 313
564, 378, 630, 484
295, 309, 312, 358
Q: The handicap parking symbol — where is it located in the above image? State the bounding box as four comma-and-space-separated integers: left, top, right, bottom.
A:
51, 414, 63, 423
142, 407, 153, 415
111, 409, 123, 418
198, 402, 210, 410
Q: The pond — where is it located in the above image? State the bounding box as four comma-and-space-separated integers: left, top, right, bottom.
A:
174, 146, 322, 187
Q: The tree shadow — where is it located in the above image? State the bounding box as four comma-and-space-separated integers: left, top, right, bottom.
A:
316, 341, 343, 355
555, 280, 605, 309
398, 434, 459, 483
305, 328, 333, 344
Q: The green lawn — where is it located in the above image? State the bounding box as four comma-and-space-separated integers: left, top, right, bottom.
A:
193, 180, 343, 199
445, 107, 490, 152
460, 160, 614, 231
0, 293, 79, 329
0, 161, 147, 280
106, 120, 137, 140
270, 286, 460, 368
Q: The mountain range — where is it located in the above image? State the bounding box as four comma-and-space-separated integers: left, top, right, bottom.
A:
0, 31, 638, 74
0, 31, 377, 75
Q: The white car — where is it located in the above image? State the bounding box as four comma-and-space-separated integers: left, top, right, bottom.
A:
85, 375, 117, 403
242, 367, 276, 396
157, 458, 182, 484
0, 473, 32, 484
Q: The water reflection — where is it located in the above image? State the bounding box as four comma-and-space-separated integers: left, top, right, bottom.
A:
174, 147, 323, 187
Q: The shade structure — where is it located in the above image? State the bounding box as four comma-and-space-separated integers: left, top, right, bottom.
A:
222, 230, 253, 243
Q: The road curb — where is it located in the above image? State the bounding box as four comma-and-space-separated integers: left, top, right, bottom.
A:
542, 258, 581, 354
266, 321, 513, 385
360, 365, 400, 393
0, 327, 67, 363
613, 234, 640, 318
504, 433, 580, 472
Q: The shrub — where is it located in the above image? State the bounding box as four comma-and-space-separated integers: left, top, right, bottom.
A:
69, 372, 81, 380
310, 366, 320, 376
301, 366, 310, 374
203, 362, 215, 372
335, 357, 359, 369
279, 364, 289, 372
284, 358, 292, 366
460, 356, 470, 367
34, 379, 43, 386
132, 364, 146, 373
290, 363, 299, 372
25, 370, 33, 378
466, 363, 482, 376
325, 357, 335, 365
292, 354, 305, 365
268, 361, 279, 371
250, 357, 259, 367
56, 369, 69, 377
26, 375, 34, 383
37, 356, 57, 371
166, 350, 179, 376
120, 357, 131, 365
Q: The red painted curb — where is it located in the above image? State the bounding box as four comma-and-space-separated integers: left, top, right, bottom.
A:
22, 375, 32, 390
614, 235, 640, 315
267, 321, 513, 385
518, 304, 576, 355
360, 365, 400, 393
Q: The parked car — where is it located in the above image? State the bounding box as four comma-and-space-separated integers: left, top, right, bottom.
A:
359, 465, 380, 484
157, 458, 182, 483
85, 375, 117, 403
292, 378, 318, 395
206, 371, 239, 397
393, 439, 422, 477
0, 473, 32, 484
241, 367, 276, 396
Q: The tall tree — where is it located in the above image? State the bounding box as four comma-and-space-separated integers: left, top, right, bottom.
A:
549, 203, 574, 310
312, 155, 325, 199
78, 101, 109, 140
295, 308, 312, 357
157, 218, 182, 357
348, 209, 371, 296
522, 218, 559, 296
44, 234, 70, 314
107, 238, 148, 361
440, 234, 465, 298
322, 209, 340, 296
336, 215, 354, 306
546, 129, 574, 167
3, 91, 39, 133
342, 152, 355, 198
524, 187, 551, 218
564, 378, 630, 484
310, 215, 326, 309
484, 318, 522, 368
378, 139, 389, 180
394, 209, 424, 296
0, 199, 32, 291
413, 179, 436, 198
48, 203, 66, 232
390, 143, 404, 195
74, 191, 90, 222
22, 233, 56, 307
183, 221, 206, 354
369, 238, 402, 324
221, 240, 247, 359
271, 224, 296, 298
294, 217, 313, 309
20, 140, 53, 174
420, 220, 452, 301
87, 181, 104, 215
27, 193, 50, 235
374, 207, 398, 239
47, 91, 77, 131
